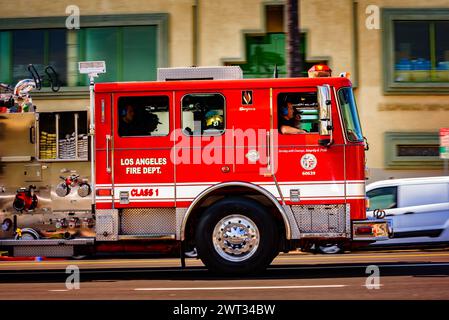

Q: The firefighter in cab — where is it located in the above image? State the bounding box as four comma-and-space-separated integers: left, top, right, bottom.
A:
279, 96, 306, 134
205, 110, 224, 131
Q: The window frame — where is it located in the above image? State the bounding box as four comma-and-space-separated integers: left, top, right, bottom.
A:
0, 14, 168, 99
384, 132, 444, 168
180, 92, 227, 137
337, 86, 364, 143
382, 8, 449, 94
367, 186, 398, 211
276, 91, 320, 135
117, 95, 170, 138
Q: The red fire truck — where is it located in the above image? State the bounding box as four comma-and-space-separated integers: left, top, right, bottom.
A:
0, 65, 390, 274
92, 65, 390, 273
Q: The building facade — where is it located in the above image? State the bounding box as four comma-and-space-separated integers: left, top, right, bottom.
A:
1, 0, 448, 182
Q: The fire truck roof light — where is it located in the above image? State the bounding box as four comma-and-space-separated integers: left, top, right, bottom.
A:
308, 64, 332, 78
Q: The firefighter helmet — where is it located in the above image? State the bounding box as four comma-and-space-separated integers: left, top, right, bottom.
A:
206, 114, 223, 129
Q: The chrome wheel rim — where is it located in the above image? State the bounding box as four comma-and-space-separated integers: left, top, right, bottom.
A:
319, 244, 341, 254
20, 233, 36, 240
212, 214, 260, 262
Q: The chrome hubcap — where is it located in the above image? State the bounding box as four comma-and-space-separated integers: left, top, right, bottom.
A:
319, 244, 341, 254
212, 214, 259, 262
19, 233, 36, 240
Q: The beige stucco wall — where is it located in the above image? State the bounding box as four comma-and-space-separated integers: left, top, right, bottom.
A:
355, 0, 449, 180
2, 0, 448, 180
300, 0, 354, 75
198, 0, 269, 65
198, 0, 354, 74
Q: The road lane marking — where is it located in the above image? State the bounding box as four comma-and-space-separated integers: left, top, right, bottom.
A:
134, 285, 347, 291
48, 289, 69, 292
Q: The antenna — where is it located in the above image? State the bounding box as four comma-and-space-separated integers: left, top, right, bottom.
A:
273, 64, 279, 78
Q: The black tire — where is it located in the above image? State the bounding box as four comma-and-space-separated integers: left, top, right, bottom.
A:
195, 197, 278, 274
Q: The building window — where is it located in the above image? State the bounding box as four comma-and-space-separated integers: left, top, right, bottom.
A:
223, 4, 325, 79
0, 29, 68, 87
265, 5, 284, 33
118, 96, 169, 137
181, 93, 225, 136
384, 132, 443, 168
229, 33, 322, 79
0, 14, 168, 95
396, 144, 439, 157
383, 9, 449, 93
77, 26, 158, 86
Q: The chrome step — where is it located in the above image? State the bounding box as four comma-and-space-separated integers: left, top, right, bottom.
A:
0, 238, 95, 246
118, 234, 176, 240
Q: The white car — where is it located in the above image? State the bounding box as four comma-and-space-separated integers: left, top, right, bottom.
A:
366, 176, 449, 247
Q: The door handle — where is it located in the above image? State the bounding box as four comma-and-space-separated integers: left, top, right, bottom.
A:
266, 131, 271, 169
264, 131, 273, 177
29, 125, 35, 144
404, 211, 415, 215
106, 134, 111, 173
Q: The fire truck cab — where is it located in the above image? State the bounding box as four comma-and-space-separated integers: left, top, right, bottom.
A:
91, 66, 390, 273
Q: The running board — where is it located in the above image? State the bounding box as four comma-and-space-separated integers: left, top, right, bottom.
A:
0, 238, 94, 257
118, 234, 176, 240
0, 238, 95, 246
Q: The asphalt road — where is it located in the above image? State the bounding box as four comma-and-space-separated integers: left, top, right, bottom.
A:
0, 248, 448, 300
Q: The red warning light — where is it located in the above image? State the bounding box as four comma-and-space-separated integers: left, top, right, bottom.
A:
308, 64, 332, 78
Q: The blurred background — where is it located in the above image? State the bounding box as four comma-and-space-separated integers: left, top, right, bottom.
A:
0, 0, 448, 182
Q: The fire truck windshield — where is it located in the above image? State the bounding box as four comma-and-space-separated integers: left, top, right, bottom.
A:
338, 87, 363, 142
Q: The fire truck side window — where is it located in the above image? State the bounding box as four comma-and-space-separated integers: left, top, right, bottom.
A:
181, 93, 225, 136
118, 96, 169, 137
277, 92, 319, 134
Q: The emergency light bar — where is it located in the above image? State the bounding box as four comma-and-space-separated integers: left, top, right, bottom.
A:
308, 64, 332, 78
78, 61, 106, 75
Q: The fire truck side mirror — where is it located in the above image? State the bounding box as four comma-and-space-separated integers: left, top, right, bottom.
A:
318, 138, 332, 147
317, 85, 333, 146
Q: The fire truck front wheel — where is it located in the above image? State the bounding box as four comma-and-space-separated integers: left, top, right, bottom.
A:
195, 197, 278, 274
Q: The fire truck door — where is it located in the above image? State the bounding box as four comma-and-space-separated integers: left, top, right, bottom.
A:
112, 92, 175, 208
173, 89, 272, 204
271, 88, 346, 205
95, 93, 114, 209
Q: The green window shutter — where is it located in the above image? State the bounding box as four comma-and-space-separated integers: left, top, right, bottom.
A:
122, 26, 157, 81
84, 27, 119, 83
0, 31, 12, 83
241, 33, 286, 79
79, 26, 158, 83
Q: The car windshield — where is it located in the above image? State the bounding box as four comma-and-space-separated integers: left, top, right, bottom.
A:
338, 87, 363, 142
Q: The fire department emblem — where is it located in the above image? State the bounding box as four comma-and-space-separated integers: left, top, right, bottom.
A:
300, 153, 317, 171
242, 90, 253, 105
